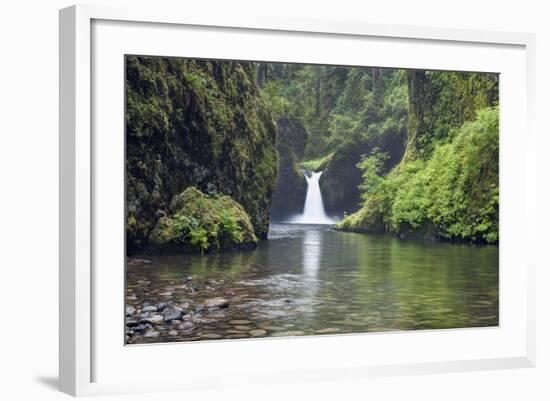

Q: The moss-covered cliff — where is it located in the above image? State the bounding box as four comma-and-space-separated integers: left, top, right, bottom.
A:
270, 117, 308, 220
126, 56, 277, 253
405, 70, 498, 160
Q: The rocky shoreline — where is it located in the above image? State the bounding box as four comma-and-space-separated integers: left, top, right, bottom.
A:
126, 259, 283, 343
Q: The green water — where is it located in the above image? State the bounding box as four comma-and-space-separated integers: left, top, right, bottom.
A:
126, 224, 498, 344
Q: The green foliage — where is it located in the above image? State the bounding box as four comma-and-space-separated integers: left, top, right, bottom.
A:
406, 70, 499, 160
301, 153, 334, 172
319, 69, 409, 213
220, 212, 244, 243
260, 81, 290, 118
357, 148, 390, 199
339, 107, 499, 243
171, 214, 213, 254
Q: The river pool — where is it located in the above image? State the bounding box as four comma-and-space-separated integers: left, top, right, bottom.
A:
125, 223, 498, 344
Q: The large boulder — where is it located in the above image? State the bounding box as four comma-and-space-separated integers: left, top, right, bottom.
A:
149, 187, 258, 253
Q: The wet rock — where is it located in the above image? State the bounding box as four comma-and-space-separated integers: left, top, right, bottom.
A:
229, 320, 251, 325
204, 297, 229, 308
127, 258, 152, 267
163, 307, 183, 322
168, 330, 178, 336
148, 314, 164, 324
200, 333, 224, 340
314, 328, 341, 334
133, 324, 147, 334
226, 334, 249, 339
144, 329, 160, 338
233, 325, 253, 331
126, 305, 136, 316
156, 302, 167, 312
249, 329, 267, 337
207, 312, 226, 319
178, 321, 194, 330
142, 305, 157, 313
126, 320, 139, 327
224, 290, 235, 297
272, 331, 305, 337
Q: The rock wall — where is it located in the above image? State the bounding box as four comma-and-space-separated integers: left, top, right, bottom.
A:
270, 117, 308, 220
405, 70, 499, 160
126, 56, 278, 253
320, 122, 406, 217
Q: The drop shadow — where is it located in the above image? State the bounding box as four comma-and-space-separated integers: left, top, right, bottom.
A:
35, 376, 58, 391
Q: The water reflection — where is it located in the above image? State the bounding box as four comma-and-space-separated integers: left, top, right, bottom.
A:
302, 227, 321, 278
126, 224, 499, 344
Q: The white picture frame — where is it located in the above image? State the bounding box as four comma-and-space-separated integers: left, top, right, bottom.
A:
59, 3, 536, 397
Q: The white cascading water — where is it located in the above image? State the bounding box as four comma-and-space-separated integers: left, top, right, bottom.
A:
292, 171, 334, 225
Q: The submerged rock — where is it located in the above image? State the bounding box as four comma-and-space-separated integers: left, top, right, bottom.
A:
248, 329, 267, 337
178, 321, 194, 331
147, 314, 164, 324
162, 307, 184, 322
200, 333, 224, 340
144, 329, 160, 338
314, 328, 341, 334
229, 320, 251, 325
203, 297, 230, 308
126, 258, 152, 267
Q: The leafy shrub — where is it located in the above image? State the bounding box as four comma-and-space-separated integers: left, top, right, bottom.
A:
301, 153, 334, 172
339, 107, 499, 243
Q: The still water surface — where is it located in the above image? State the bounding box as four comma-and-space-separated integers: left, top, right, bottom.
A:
126, 224, 498, 344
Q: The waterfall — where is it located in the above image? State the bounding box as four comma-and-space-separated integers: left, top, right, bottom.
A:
291, 171, 334, 225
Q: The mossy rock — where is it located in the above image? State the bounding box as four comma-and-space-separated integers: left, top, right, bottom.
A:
125, 57, 277, 253
149, 187, 258, 253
